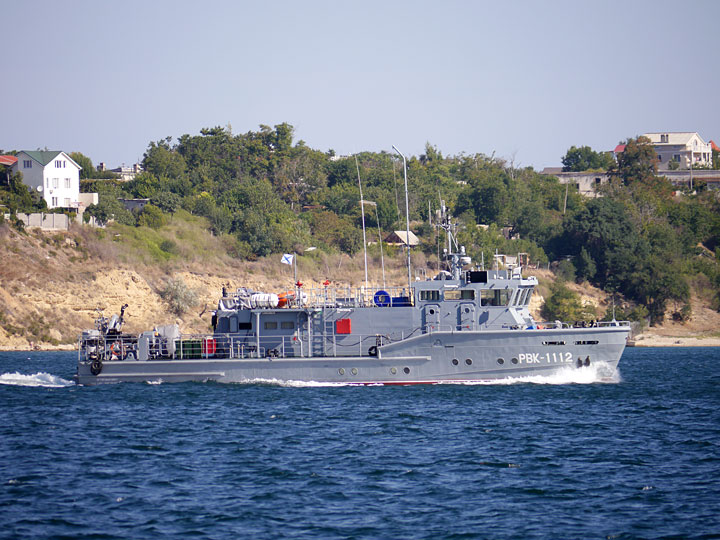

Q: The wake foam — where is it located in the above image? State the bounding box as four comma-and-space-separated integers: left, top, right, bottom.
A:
227, 363, 620, 388
446, 362, 621, 386
0, 372, 74, 388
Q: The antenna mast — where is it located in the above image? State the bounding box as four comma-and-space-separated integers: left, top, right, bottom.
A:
392, 145, 412, 292
355, 155, 369, 291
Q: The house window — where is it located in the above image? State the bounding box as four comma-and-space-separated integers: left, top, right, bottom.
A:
673, 154, 681, 162
52, 178, 59, 188
51, 197, 58, 206
64, 198, 71, 207
55, 160, 62, 168
595, 178, 601, 184
46, 178, 50, 188
23, 160, 32, 168
64, 178, 71, 188
661, 134, 669, 143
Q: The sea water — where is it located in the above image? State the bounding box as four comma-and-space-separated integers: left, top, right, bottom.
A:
1, 348, 719, 540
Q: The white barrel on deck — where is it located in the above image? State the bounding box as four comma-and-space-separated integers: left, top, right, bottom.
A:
249, 293, 279, 308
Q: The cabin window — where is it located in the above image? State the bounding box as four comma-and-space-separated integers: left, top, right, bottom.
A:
524, 289, 533, 305
264, 321, 278, 330
445, 289, 474, 301
238, 322, 252, 330
480, 289, 510, 306
281, 321, 294, 330
420, 290, 440, 301
230, 317, 238, 333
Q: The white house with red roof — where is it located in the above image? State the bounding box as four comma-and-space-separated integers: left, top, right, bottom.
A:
615, 133, 712, 171
10, 150, 81, 209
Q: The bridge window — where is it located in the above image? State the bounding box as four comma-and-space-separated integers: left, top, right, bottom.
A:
480, 289, 510, 306
420, 290, 440, 301
445, 289, 474, 300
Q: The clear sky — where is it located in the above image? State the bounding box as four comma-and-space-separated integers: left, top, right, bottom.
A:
2, 0, 718, 170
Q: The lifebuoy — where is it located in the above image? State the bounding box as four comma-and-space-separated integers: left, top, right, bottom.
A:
110, 341, 121, 359
90, 359, 103, 375
373, 290, 390, 307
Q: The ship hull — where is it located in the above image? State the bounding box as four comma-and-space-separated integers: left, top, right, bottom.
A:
76, 326, 629, 385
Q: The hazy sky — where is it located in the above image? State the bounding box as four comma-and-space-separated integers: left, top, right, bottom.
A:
2, 0, 718, 170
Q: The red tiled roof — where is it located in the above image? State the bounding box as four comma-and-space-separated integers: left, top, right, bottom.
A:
614, 144, 626, 153
0, 155, 18, 166
711, 140, 720, 152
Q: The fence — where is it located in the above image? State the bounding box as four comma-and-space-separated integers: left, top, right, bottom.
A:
3, 213, 101, 231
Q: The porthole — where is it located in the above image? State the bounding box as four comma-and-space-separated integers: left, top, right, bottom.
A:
465, 358, 472, 365
351, 368, 358, 375
390, 367, 397, 374
429, 309, 435, 315
464, 307, 470, 313
338, 368, 345, 375
403, 367, 410, 374
452, 359, 459, 366
497, 358, 504, 365
511, 357, 518, 365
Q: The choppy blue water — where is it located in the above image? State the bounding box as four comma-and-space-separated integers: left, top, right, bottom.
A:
1, 349, 719, 540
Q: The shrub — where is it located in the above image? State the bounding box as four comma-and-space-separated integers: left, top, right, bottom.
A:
159, 277, 198, 316
137, 204, 166, 229
159, 239, 179, 255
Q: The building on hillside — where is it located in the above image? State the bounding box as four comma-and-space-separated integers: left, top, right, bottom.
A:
110, 163, 143, 181
10, 151, 82, 210
540, 167, 609, 198
0, 155, 18, 185
384, 230, 419, 247
615, 132, 713, 170
118, 198, 149, 212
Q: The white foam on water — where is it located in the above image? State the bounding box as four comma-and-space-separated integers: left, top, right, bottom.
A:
445, 362, 621, 386
233, 377, 353, 388
0, 372, 74, 388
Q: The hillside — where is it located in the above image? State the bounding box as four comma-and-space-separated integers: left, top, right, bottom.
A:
0, 215, 422, 350
2, 215, 719, 350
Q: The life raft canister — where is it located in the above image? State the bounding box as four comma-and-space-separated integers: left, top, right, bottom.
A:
277, 291, 295, 308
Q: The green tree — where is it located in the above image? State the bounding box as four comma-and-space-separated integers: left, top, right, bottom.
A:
541, 281, 595, 322
562, 146, 614, 172
143, 137, 188, 179
611, 136, 658, 185
69, 152, 95, 179
151, 191, 181, 215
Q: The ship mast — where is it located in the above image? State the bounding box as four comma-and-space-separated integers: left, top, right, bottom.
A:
392, 145, 412, 292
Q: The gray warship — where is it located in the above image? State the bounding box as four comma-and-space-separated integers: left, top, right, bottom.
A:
76, 209, 630, 385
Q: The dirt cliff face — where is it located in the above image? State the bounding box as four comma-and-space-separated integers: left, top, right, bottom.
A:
0, 224, 407, 350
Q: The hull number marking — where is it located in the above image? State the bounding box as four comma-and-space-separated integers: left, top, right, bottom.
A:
518, 352, 573, 364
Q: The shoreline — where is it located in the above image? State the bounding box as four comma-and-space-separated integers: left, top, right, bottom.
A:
631, 335, 720, 347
